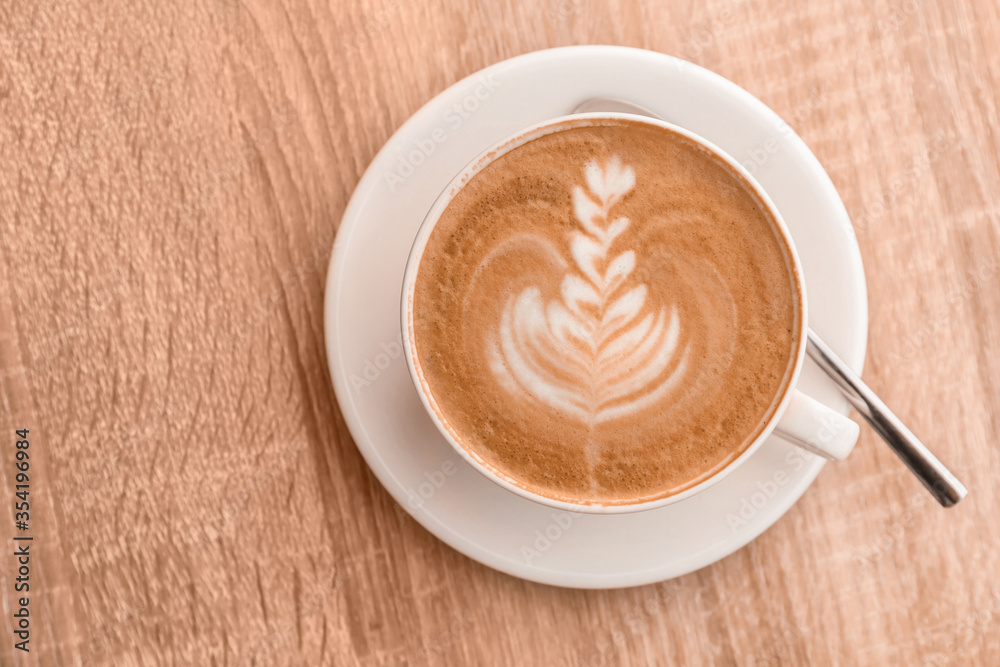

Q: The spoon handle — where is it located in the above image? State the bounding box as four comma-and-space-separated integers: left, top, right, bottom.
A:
570, 99, 968, 507
806, 329, 967, 507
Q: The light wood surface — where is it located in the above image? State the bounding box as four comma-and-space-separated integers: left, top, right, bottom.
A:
2, 0, 999, 664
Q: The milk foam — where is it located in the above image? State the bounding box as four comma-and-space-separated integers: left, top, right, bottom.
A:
488, 156, 694, 423
411, 120, 800, 506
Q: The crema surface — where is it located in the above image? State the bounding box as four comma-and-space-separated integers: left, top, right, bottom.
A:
411, 120, 801, 506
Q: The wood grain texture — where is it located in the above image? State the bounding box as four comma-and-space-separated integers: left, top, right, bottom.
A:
1, 0, 999, 664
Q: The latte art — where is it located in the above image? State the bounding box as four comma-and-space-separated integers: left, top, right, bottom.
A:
489, 157, 690, 423
410, 120, 800, 506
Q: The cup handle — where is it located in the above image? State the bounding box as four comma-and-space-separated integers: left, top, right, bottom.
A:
773, 390, 860, 461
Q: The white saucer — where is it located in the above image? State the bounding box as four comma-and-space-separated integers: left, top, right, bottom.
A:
323, 46, 868, 589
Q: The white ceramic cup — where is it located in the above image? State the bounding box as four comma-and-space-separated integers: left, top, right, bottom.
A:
401, 113, 859, 514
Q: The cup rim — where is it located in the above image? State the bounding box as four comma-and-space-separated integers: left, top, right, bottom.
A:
400, 112, 809, 515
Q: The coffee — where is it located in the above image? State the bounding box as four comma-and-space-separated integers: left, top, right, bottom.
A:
409, 118, 801, 506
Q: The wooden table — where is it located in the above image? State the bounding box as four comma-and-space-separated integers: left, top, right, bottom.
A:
2, 0, 999, 664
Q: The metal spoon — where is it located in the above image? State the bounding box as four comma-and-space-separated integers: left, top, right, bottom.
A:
572, 98, 968, 507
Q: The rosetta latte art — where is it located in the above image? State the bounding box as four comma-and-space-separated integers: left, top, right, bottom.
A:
413, 121, 797, 503
488, 157, 688, 423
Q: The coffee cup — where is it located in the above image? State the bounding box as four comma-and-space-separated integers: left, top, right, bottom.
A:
401, 113, 859, 514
